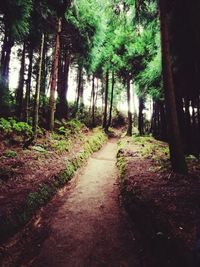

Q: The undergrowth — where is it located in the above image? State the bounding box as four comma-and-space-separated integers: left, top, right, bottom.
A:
132, 135, 170, 165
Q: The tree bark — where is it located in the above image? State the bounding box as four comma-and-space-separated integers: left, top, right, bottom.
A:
49, 18, 62, 131
57, 53, 70, 119
16, 42, 26, 120
94, 78, 98, 107
25, 47, 33, 123
107, 71, 115, 129
0, 29, 13, 85
126, 78, 132, 136
75, 65, 83, 114
91, 74, 95, 127
0, 29, 13, 115
159, 0, 187, 174
159, 100, 168, 141
33, 34, 45, 138
138, 97, 144, 136
103, 70, 109, 131
41, 34, 47, 98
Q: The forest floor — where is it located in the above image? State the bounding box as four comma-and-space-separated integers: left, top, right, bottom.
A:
0, 131, 200, 266
117, 136, 200, 266
0, 123, 107, 243
1, 138, 145, 267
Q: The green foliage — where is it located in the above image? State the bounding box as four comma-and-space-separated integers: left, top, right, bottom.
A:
0, 118, 35, 148
116, 155, 126, 179
66, 119, 83, 134
0, 0, 33, 40
12, 121, 32, 136
3, 150, 17, 158
51, 139, 71, 154
0, 118, 33, 139
86, 130, 107, 152
32, 146, 47, 153
26, 184, 53, 210
132, 135, 169, 164
58, 126, 68, 135
0, 118, 12, 134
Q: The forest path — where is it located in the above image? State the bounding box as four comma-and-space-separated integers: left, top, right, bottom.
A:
25, 139, 142, 267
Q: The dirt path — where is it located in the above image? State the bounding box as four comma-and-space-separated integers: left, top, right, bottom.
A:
17, 139, 141, 267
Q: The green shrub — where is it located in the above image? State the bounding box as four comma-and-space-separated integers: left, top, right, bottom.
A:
12, 121, 32, 136
66, 119, 83, 134
57, 126, 71, 137
51, 139, 71, 154
26, 184, 52, 210
0, 118, 33, 138
0, 118, 12, 134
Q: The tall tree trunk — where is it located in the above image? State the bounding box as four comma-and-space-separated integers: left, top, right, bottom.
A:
101, 79, 105, 114
41, 34, 47, 98
25, 47, 33, 123
57, 53, 70, 119
16, 42, 26, 120
57, 53, 63, 105
75, 65, 82, 114
127, 78, 132, 136
94, 78, 98, 107
49, 18, 62, 131
0, 32, 7, 70
152, 100, 158, 138
33, 34, 45, 138
79, 76, 84, 115
132, 83, 137, 127
159, 100, 168, 141
159, 0, 187, 174
0, 29, 13, 85
91, 74, 95, 127
102, 70, 109, 131
107, 71, 115, 129
138, 97, 144, 136
0, 30, 13, 115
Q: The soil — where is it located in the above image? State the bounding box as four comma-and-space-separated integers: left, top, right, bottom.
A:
0, 128, 92, 241
119, 138, 200, 267
1, 136, 200, 267
1, 139, 146, 267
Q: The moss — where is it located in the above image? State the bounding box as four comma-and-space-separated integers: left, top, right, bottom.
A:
57, 162, 75, 186
26, 184, 52, 210
132, 135, 169, 164
117, 136, 170, 185
116, 155, 126, 179
87, 130, 107, 152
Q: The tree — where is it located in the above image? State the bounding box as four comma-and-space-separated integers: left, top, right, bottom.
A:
0, 0, 32, 114
107, 71, 115, 129
49, 18, 62, 131
159, 0, 187, 174
102, 70, 109, 131
33, 33, 45, 138
16, 42, 26, 119
127, 77, 132, 136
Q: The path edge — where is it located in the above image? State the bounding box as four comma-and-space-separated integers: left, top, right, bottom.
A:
0, 129, 107, 243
